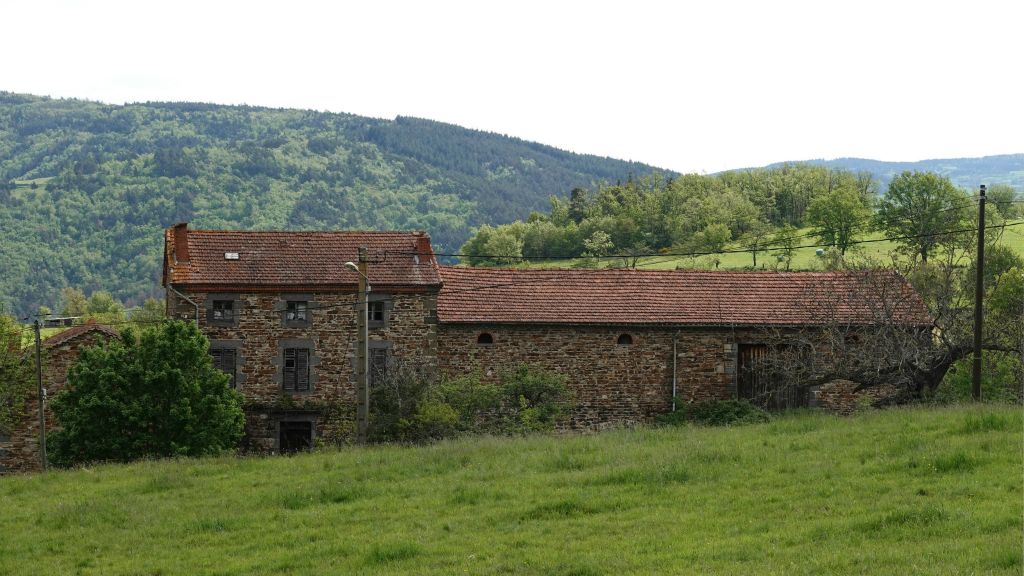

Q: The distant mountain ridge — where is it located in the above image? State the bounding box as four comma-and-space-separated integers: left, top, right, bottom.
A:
762, 154, 1024, 190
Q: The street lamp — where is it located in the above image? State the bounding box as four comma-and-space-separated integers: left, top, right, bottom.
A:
346, 249, 371, 443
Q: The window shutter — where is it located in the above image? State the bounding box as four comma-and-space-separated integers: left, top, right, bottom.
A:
296, 349, 309, 391
283, 348, 296, 391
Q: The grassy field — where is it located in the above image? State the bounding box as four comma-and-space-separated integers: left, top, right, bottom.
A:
1, 405, 1020, 575
532, 220, 1024, 271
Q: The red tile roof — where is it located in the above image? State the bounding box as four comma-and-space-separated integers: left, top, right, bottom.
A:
437, 267, 932, 327
164, 226, 440, 289
42, 322, 119, 349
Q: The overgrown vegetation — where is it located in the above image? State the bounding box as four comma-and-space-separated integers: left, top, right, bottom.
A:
48, 321, 244, 467
0, 309, 33, 435
657, 399, 770, 427
369, 364, 572, 442
0, 405, 1019, 574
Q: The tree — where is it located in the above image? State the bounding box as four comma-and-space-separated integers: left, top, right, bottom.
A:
740, 221, 775, 268
0, 310, 32, 436
805, 186, 871, 255
48, 321, 244, 466
875, 171, 971, 263
986, 184, 1022, 219
60, 287, 88, 317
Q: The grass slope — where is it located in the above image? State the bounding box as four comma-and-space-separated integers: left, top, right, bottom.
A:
532, 220, 1024, 272
1, 405, 1020, 575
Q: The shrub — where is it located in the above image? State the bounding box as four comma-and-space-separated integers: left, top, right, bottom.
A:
48, 321, 245, 467
369, 364, 571, 442
499, 365, 573, 433
657, 399, 770, 427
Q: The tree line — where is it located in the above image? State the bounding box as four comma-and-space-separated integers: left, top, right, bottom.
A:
459, 166, 1022, 267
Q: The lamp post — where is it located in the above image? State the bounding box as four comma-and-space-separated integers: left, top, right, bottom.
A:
346, 247, 370, 443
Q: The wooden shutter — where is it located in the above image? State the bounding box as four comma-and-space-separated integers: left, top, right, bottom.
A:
211, 349, 236, 388
283, 348, 296, 391
295, 349, 309, 391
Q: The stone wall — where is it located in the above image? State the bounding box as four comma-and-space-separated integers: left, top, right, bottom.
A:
816, 379, 912, 415
437, 324, 738, 428
0, 331, 113, 474
168, 288, 438, 451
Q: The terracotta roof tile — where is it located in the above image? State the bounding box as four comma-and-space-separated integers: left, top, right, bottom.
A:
165, 227, 440, 288
437, 267, 931, 327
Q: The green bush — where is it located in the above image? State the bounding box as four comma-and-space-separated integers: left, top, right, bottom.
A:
369, 365, 571, 442
48, 321, 245, 467
657, 399, 770, 427
499, 365, 573, 433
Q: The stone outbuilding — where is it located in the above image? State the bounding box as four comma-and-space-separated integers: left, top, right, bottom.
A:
0, 322, 118, 474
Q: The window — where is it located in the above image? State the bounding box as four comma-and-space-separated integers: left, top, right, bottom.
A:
477, 333, 494, 346
279, 421, 313, 454
617, 334, 633, 346
286, 301, 308, 322
368, 301, 385, 323
369, 348, 388, 387
212, 300, 234, 322
210, 348, 237, 388
283, 348, 310, 392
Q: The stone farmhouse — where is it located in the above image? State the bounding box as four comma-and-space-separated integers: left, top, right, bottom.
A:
164, 223, 932, 453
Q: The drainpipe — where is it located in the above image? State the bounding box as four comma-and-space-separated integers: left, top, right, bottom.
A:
167, 284, 199, 323
672, 332, 679, 412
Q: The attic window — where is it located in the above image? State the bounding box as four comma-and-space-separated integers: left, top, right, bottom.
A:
224, 252, 240, 260
477, 333, 494, 346
617, 334, 633, 346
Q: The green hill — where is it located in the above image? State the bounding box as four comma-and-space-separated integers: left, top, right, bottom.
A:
0, 93, 666, 316
765, 154, 1024, 190
1, 405, 1019, 575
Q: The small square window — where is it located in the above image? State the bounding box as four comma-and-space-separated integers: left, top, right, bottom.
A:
212, 300, 234, 321
286, 301, 308, 322
368, 301, 385, 323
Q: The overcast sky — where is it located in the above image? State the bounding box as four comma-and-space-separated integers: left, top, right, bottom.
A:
2, 0, 1021, 173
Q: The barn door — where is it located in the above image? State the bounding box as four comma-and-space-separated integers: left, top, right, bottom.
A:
737, 343, 808, 410
737, 344, 768, 402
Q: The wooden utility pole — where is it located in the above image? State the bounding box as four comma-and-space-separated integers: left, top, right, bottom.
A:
972, 185, 986, 401
354, 246, 370, 443
33, 318, 46, 470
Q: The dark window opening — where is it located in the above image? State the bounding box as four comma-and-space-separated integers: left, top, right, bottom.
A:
286, 301, 308, 322
616, 333, 633, 346
369, 348, 388, 387
210, 348, 237, 388
368, 301, 386, 323
283, 348, 310, 392
279, 421, 313, 454
477, 333, 494, 345
212, 300, 234, 322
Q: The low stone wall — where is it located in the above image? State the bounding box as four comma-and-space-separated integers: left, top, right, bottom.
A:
816, 379, 912, 415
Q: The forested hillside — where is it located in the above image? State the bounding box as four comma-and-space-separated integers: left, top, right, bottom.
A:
0, 93, 662, 316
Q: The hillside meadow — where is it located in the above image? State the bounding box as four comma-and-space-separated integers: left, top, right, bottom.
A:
527, 219, 1024, 272
1, 405, 1020, 575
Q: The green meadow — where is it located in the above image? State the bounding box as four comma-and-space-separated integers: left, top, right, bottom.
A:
1, 405, 1020, 575
532, 220, 1024, 272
